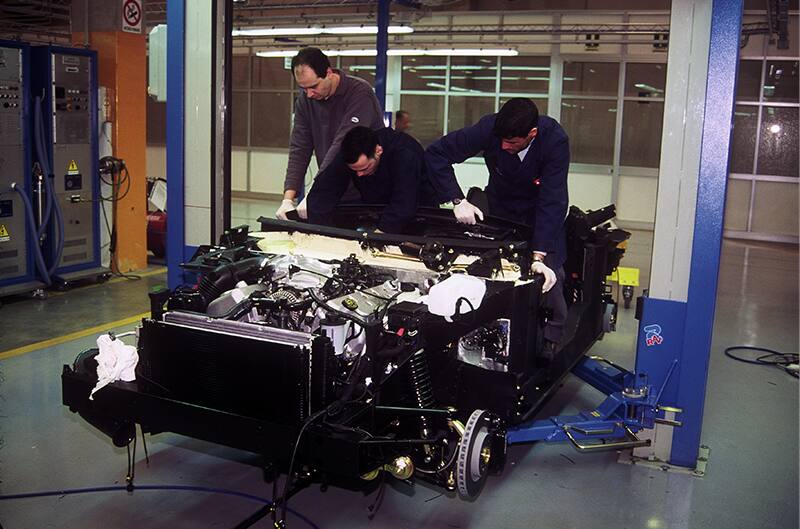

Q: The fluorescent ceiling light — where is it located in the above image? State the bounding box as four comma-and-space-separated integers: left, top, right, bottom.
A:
502, 66, 550, 72
389, 49, 518, 57
634, 83, 664, 93
234, 25, 412, 37
256, 50, 300, 57
324, 25, 413, 35
235, 28, 322, 37
258, 48, 518, 58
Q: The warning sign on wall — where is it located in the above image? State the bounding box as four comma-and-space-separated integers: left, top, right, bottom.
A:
0, 224, 10, 243
122, 0, 143, 34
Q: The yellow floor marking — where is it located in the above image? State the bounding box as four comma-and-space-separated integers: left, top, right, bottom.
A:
0, 311, 150, 361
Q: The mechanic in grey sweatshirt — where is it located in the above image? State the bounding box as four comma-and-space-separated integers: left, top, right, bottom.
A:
275, 47, 384, 219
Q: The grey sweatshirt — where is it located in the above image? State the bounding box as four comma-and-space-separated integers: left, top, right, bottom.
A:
284, 70, 384, 193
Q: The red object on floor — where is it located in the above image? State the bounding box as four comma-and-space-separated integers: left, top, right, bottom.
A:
147, 211, 167, 258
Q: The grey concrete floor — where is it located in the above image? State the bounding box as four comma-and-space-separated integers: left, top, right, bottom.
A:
0, 200, 797, 529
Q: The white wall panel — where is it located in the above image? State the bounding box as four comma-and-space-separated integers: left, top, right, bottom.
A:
146, 146, 167, 179
569, 172, 613, 211
183, 0, 212, 254
249, 151, 288, 194
185, 205, 211, 247
232, 149, 248, 192
617, 175, 658, 223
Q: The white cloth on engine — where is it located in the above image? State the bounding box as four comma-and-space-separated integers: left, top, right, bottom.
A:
90, 334, 139, 400
425, 274, 486, 322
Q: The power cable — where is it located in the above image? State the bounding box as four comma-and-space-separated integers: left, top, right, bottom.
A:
97, 157, 140, 281
0, 485, 320, 529
724, 345, 799, 378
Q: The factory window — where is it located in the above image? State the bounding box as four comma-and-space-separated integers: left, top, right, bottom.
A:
146, 98, 167, 145
563, 61, 619, 97
620, 101, 664, 168
399, 56, 550, 147
757, 106, 799, 177
231, 91, 249, 147
561, 62, 619, 165
398, 94, 445, 148
449, 57, 498, 94
232, 55, 250, 89
401, 56, 447, 91
227, 56, 295, 149
736, 60, 763, 102
727, 22, 799, 241
560, 99, 617, 165
447, 96, 495, 133
620, 63, 666, 168
498, 97, 548, 116
340, 57, 376, 83
730, 105, 759, 174
252, 56, 293, 90
623, 63, 666, 98
500, 56, 549, 95
730, 59, 799, 179
762, 60, 799, 103
250, 92, 293, 148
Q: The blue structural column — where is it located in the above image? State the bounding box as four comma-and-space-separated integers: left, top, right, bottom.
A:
166, 0, 186, 289
669, 0, 743, 467
374, 0, 390, 110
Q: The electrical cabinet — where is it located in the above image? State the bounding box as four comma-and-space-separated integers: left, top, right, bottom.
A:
0, 40, 40, 297
31, 45, 104, 282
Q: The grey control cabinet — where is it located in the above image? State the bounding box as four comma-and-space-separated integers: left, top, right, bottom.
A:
32, 45, 103, 281
0, 41, 38, 296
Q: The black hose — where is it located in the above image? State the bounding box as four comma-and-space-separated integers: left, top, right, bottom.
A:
11, 183, 51, 286
0, 484, 320, 529
724, 345, 798, 378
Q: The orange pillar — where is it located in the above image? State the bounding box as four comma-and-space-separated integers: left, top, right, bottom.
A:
71, 31, 147, 272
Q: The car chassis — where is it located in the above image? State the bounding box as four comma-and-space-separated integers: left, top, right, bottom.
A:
62, 204, 666, 527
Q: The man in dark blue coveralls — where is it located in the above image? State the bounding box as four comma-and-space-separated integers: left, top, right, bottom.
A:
307, 126, 437, 234
425, 98, 569, 358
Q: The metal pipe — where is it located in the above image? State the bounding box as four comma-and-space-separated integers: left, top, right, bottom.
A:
84, 0, 89, 47
375, 0, 390, 110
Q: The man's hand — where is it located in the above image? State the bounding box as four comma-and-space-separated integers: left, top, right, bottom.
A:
532, 261, 557, 293
453, 199, 484, 224
275, 198, 296, 220
297, 197, 308, 220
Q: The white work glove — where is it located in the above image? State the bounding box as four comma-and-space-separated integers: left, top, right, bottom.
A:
275, 198, 296, 220
453, 199, 484, 224
532, 261, 557, 293
297, 196, 308, 220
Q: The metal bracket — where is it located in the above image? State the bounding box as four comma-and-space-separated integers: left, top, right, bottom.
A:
619, 444, 710, 477
563, 423, 651, 453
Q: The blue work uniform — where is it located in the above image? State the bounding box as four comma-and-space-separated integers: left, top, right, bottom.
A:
425, 113, 570, 267
425, 113, 570, 345
307, 127, 437, 234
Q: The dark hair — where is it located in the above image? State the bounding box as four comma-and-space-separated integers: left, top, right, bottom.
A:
341, 126, 379, 164
396, 110, 409, 120
493, 98, 539, 139
290, 47, 331, 79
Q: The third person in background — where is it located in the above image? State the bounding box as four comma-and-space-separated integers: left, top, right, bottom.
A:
394, 110, 411, 133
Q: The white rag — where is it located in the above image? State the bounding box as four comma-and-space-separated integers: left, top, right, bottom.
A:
426, 274, 486, 322
90, 334, 139, 400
